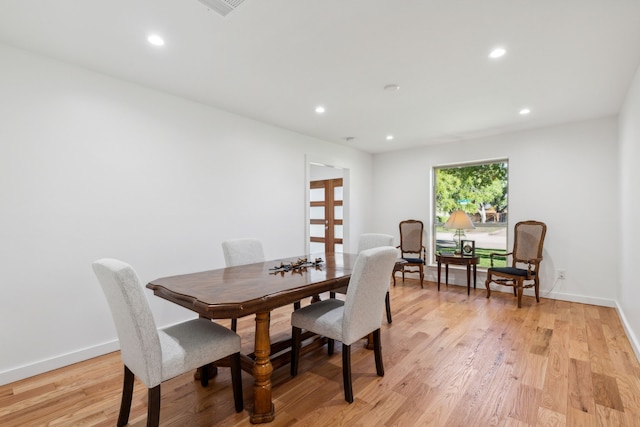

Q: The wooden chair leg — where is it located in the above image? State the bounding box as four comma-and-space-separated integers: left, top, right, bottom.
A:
372, 329, 384, 377
291, 326, 301, 376
294, 301, 301, 310
419, 265, 424, 288
535, 277, 540, 302
231, 318, 238, 332
517, 284, 523, 308
328, 338, 335, 355
147, 385, 161, 427
231, 353, 244, 413
329, 292, 336, 299
342, 343, 354, 403
385, 292, 392, 324
118, 366, 135, 427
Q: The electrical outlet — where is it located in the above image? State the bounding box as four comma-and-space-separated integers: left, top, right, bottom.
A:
557, 270, 566, 280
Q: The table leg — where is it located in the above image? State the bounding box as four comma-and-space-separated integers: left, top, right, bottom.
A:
445, 264, 449, 286
473, 264, 477, 289
466, 265, 471, 295
250, 311, 275, 423
437, 260, 441, 291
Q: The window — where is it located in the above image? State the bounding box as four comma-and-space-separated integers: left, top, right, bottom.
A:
433, 160, 508, 268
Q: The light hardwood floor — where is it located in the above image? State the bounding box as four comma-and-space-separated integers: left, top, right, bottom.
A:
2, 279, 640, 426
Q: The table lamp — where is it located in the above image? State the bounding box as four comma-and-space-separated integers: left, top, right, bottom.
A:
444, 210, 475, 253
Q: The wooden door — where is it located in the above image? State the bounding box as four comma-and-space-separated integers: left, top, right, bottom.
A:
309, 178, 343, 254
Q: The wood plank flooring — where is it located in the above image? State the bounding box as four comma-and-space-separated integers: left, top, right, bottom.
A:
2, 279, 640, 426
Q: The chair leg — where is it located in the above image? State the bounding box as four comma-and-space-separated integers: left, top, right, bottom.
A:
342, 343, 354, 403
231, 318, 238, 332
372, 329, 384, 376
230, 352, 244, 413
328, 338, 335, 355
385, 291, 392, 324
419, 265, 424, 288
294, 301, 301, 310
200, 364, 209, 387
485, 276, 492, 299
535, 277, 540, 302
118, 366, 135, 427
516, 284, 523, 308
291, 326, 301, 376
147, 384, 161, 427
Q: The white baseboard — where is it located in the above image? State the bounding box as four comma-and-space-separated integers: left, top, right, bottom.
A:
0, 340, 119, 386
615, 302, 640, 363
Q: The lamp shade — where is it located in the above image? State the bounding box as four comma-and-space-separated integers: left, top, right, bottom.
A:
443, 210, 475, 230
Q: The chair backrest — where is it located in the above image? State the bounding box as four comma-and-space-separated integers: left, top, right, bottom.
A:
357, 233, 394, 253
399, 220, 424, 255
92, 258, 162, 387
512, 221, 547, 268
222, 238, 265, 267
342, 246, 398, 345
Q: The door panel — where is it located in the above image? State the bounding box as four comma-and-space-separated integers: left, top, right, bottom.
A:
309, 178, 343, 253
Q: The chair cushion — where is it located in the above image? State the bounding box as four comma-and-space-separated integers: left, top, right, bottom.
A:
488, 267, 535, 277
159, 318, 241, 382
291, 298, 345, 342
402, 257, 424, 264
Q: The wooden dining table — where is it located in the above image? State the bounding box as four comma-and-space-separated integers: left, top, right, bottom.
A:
146, 252, 358, 424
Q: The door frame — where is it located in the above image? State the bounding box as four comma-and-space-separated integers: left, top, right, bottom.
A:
305, 156, 350, 254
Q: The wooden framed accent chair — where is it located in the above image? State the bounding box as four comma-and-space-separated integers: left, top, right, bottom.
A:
289, 246, 398, 403
485, 220, 547, 308
396, 219, 427, 288
92, 258, 243, 427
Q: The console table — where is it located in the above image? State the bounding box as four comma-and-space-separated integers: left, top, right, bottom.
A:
436, 253, 479, 295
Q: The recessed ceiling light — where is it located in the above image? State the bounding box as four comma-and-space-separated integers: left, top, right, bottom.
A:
386, 135, 394, 141
315, 106, 325, 114
489, 47, 506, 59
519, 108, 531, 115
147, 35, 165, 46
384, 84, 400, 91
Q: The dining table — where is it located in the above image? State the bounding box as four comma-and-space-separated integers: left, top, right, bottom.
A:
146, 252, 358, 424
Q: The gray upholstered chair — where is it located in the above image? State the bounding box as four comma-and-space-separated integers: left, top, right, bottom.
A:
222, 238, 265, 267
222, 238, 266, 331
92, 259, 243, 427
289, 246, 398, 403
222, 238, 301, 331
358, 233, 395, 323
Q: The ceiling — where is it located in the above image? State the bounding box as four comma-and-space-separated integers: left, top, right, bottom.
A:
1, 0, 640, 154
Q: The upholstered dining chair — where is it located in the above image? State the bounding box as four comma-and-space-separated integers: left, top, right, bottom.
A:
397, 220, 427, 288
485, 220, 547, 308
290, 246, 398, 403
92, 259, 243, 427
222, 238, 265, 267
222, 238, 301, 331
358, 233, 395, 323
222, 238, 266, 331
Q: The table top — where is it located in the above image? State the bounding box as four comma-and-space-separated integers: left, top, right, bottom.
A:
436, 252, 479, 263
146, 252, 358, 319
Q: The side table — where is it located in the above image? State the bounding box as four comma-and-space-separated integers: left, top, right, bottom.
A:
436, 253, 479, 296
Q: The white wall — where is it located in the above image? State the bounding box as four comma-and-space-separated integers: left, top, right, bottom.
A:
0, 43, 373, 384
372, 117, 620, 306
618, 64, 640, 358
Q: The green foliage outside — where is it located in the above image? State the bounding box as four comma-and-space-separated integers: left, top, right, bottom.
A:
435, 162, 508, 222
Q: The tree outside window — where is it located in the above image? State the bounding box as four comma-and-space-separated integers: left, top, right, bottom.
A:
433, 160, 508, 268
